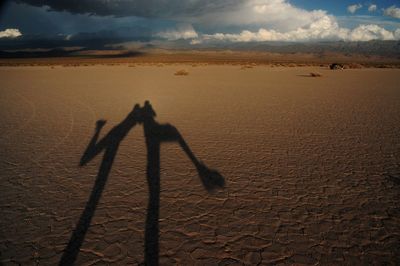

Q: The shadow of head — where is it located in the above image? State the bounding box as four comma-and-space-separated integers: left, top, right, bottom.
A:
128, 103, 143, 123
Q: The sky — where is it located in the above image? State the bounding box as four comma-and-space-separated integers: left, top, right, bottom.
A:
1, 0, 400, 49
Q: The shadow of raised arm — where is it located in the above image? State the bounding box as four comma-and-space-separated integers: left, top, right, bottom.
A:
79, 119, 109, 166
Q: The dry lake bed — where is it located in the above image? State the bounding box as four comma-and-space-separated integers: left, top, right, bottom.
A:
0, 65, 399, 265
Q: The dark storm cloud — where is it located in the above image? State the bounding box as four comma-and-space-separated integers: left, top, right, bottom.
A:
13, 0, 243, 17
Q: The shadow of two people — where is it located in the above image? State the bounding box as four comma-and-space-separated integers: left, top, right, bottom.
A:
60, 101, 225, 266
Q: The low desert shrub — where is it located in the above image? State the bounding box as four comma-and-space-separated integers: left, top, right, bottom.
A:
174, 69, 189, 76
310, 72, 322, 77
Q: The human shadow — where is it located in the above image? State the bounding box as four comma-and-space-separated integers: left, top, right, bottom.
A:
59, 105, 141, 266
141, 101, 225, 265
60, 101, 225, 266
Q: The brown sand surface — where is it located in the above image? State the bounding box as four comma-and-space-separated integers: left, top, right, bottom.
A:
0, 65, 399, 265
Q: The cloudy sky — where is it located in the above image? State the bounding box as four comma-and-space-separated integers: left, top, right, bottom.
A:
1, 0, 400, 48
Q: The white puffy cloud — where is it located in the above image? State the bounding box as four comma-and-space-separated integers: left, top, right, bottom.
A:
197, 0, 332, 32
368, 4, 377, 12
197, 21, 399, 43
347, 4, 362, 14
202, 16, 346, 42
384, 5, 400, 19
156, 25, 198, 41
348, 24, 395, 41
0, 28, 22, 38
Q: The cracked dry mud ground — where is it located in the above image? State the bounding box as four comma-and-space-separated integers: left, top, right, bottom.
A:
0, 65, 399, 265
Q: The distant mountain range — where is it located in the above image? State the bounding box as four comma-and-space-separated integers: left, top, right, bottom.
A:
1, 35, 400, 60
205, 40, 400, 58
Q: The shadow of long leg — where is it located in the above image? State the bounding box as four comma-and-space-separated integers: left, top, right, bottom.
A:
60, 146, 117, 266
144, 142, 160, 266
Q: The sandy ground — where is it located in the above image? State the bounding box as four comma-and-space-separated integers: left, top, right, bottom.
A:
0, 65, 399, 265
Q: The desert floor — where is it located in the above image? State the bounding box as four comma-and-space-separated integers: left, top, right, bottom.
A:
0, 65, 399, 265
